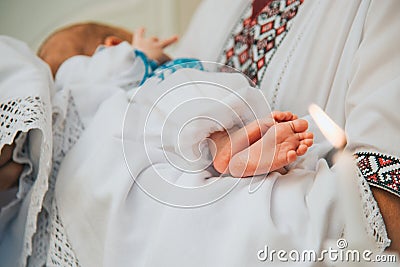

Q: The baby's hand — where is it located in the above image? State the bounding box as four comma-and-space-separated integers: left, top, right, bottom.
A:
132, 27, 178, 64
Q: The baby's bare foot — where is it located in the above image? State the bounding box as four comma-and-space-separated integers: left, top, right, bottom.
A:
208, 111, 298, 174
208, 116, 279, 174
228, 119, 313, 177
208, 130, 231, 174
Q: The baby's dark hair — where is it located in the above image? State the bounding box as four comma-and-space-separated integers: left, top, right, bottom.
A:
38, 22, 132, 77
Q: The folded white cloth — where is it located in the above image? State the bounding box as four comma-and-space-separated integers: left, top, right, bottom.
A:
55, 68, 346, 267
0, 36, 53, 267
54, 0, 400, 265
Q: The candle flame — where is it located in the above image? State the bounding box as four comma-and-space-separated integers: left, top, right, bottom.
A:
308, 104, 346, 149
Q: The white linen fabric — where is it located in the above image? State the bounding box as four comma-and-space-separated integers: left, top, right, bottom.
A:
55, 42, 147, 127
55, 65, 345, 267
53, 1, 400, 266
0, 36, 53, 267
176, 0, 399, 250
1, 0, 395, 264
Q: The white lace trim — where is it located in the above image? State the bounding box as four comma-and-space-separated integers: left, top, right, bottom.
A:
27, 90, 84, 266
13, 132, 34, 198
28, 206, 50, 267
0, 96, 52, 267
357, 168, 391, 251
46, 201, 81, 267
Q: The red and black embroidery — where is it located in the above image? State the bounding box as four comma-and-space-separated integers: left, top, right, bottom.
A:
356, 152, 400, 197
219, 0, 304, 86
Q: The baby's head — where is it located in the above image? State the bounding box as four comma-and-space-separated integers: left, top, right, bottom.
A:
38, 22, 132, 77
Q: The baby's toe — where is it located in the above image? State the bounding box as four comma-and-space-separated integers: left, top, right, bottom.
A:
290, 119, 308, 133
296, 144, 309, 156
273, 111, 296, 122
299, 132, 313, 139
286, 150, 298, 163
300, 137, 313, 147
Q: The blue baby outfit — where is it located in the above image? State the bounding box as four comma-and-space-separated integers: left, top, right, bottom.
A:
134, 49, 203, 85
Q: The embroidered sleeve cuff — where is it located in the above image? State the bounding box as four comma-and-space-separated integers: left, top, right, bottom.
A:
356, 152, 400, 198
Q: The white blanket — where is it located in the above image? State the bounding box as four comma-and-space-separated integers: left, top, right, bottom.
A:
54, 0, 400, 266
55, 63, 348, 267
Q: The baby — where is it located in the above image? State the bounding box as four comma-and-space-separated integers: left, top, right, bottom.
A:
38, 22, 196, 79
36, 22, 313, 178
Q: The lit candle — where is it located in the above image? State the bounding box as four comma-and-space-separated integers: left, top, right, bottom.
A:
308, 104, 346, 150
308, 104, 376, 263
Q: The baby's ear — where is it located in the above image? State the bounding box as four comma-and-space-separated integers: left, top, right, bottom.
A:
104, 36, 124, 46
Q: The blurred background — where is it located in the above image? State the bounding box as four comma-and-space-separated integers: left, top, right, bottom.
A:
0, 0, 202, 52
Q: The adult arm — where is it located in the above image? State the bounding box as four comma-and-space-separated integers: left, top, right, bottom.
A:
0, 144, 24, 191
345, 0, 400, 253
371, 188, 400, 253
